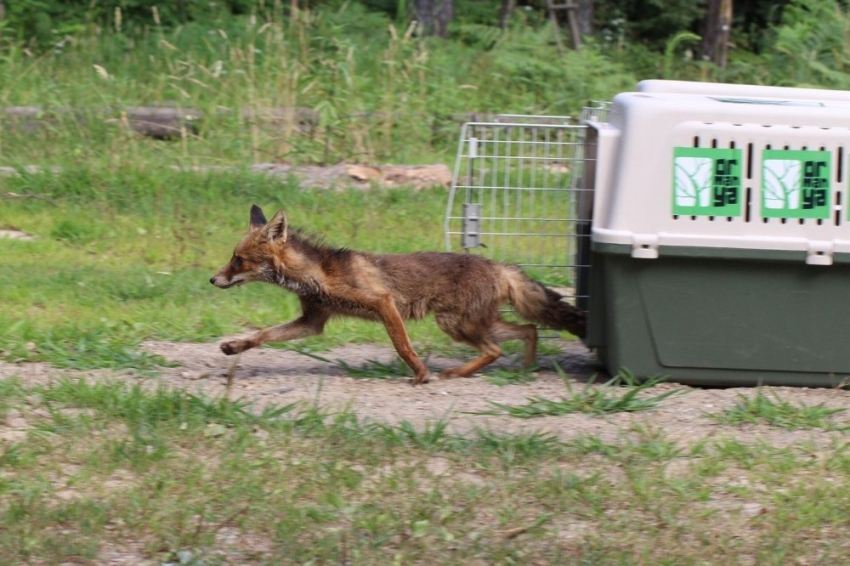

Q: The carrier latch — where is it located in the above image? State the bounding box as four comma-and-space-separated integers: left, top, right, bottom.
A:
631, 234, 659, 259
806, 241, 833, 266
461, 203, 483, 250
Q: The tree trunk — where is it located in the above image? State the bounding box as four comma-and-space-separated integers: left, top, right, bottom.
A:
414, 0, 454, 37
717, 0, 733, 69
577, 0, 593, 37
702, 0, 733, 69
499, 0, 516, 31
702, 0, 720, 62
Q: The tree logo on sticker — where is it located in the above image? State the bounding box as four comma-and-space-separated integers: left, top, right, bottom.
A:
762, 150, 830, 219
673, 148, 742, 216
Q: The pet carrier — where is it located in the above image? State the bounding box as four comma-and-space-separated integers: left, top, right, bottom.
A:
446, 81, 850, 387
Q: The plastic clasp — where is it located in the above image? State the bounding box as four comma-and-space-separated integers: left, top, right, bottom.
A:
806, 241, 833, 266
631, 234, 659, 259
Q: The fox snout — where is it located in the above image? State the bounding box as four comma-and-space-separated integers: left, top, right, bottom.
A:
210, 270, 245, 289
211, 275, 241, 289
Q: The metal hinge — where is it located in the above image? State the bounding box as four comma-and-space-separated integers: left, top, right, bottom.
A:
462, 203, 482, 249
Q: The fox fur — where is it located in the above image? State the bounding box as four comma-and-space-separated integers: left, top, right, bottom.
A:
210, 204, 586, 385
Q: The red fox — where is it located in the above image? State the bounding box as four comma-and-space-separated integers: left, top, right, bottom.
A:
210, 205, 586, 385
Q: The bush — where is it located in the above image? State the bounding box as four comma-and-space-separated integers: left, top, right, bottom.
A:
1, 0, 257, 49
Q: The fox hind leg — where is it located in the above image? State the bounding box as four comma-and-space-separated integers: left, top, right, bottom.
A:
438, 339, 502, 379
436, 315, 538, 379
435, 312, 501, 378
490, 319, 538, 368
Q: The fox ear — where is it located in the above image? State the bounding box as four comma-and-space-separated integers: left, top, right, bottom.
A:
249, 204, 267, 232
265, 210, 288, 243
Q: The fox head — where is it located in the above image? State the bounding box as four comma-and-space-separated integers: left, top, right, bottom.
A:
209, 204, 289, 289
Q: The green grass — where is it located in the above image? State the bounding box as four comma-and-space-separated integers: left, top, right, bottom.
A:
484, 365, 540, 386
4, 376, 850, 563
283, 345, 416, 380
709, 389, 847, 430
6, 8, 850, 565
0, 169, 463, 370
0, 8, 635, 170
0, 166, 582, 373
477, 370, 686, 418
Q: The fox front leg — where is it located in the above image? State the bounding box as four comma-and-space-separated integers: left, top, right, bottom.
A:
220, 339, 253, 356
220, 311, 330, 356
373, 297, 430, 385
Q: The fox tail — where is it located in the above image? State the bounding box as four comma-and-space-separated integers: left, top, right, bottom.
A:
502, 266, 586, 338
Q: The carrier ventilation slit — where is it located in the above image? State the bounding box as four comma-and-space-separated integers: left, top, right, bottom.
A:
747, 143, 753, 180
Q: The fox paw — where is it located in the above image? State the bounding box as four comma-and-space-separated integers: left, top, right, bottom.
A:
411, 371, 431, 386
221, 340, 248, 356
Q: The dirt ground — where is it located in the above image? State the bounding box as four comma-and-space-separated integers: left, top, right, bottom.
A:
4, 336, 850, 449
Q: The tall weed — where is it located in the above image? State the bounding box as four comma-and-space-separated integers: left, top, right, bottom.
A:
772, 0, 850, 88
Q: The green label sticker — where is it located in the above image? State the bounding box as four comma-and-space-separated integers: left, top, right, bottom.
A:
762, 150, 831, 219
673, 147, 742, 216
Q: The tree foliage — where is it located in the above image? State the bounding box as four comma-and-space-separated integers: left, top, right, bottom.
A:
0, 0, 790, 50
773, 0, 850, 88
1, 0, 254, 47
3, 0, 850, 92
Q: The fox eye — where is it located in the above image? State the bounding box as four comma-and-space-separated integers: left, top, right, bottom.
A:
232, 256, 244, 268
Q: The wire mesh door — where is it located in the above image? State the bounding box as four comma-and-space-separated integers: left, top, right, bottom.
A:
444, 115, 594, 316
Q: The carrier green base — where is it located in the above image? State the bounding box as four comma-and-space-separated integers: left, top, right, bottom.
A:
585, 243, 850, 388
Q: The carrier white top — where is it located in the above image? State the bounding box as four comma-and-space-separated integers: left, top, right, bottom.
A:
591, 80, 850, 264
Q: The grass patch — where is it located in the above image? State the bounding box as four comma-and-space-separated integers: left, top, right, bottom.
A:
335, 357, 416, 380
26, 327, 170, 374
0, 10, 633, 169
477, 370, 685, 418
285, 345, 414, 380
0, 172, 461, 370
276, 339, 560, 382
37, 377, 298, 430
368, 419, 455, 451
4, 377, 850, 564
710, 389, 847, 430
485, 365, 540, 386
